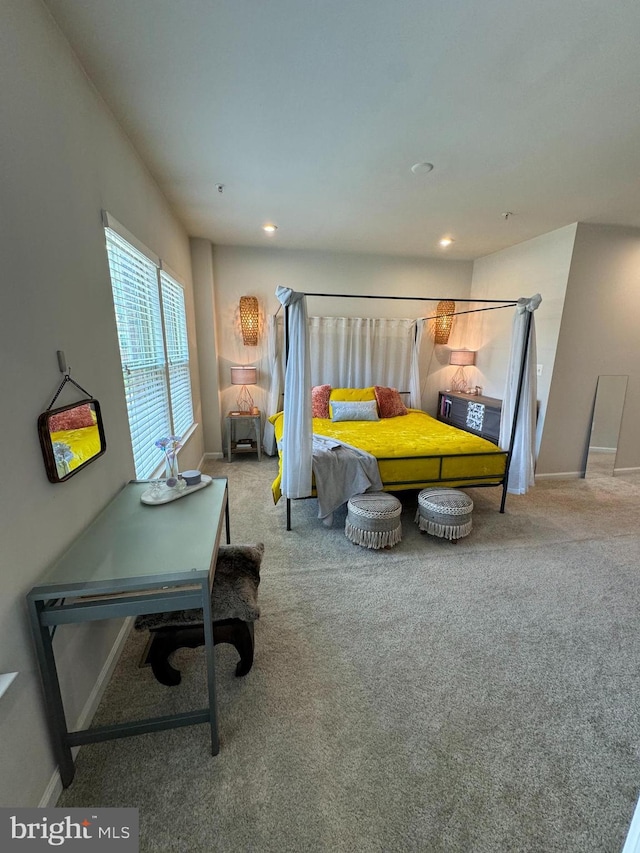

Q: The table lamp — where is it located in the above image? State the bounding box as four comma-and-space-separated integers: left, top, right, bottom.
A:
230, 366, 258, 413
449, 349, 476, 392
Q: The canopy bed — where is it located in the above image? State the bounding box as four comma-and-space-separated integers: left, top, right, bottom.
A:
269, 288, 541, 530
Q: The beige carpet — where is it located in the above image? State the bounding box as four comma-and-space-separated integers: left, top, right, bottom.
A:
58, 458, 640, 852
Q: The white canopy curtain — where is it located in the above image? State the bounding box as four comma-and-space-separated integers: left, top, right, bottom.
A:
409, 319, 425, 409
263, 314, 283, 456
308, 316, 419, 393
262, 314, 424, 452
275, 286, 312, 499
499, 294, 542, 495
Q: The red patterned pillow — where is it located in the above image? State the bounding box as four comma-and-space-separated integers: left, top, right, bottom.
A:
374, 386, 408, 418
311, 385, 331, 419
49, 403, 95, 432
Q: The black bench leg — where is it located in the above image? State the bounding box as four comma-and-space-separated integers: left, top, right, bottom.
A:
213, 620, 254, 677
145, 626, 205, 686
144, 620, 255, 686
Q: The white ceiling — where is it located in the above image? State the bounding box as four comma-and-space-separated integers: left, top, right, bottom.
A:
44, 0, 640, 260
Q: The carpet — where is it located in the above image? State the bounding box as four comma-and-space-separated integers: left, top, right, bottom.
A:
57, 459, 640, 853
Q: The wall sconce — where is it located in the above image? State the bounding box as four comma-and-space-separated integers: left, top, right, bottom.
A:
239, 296, 259, 346
230, 365, 258, 413
449, 349, 476, 392
433, 300, 455, 344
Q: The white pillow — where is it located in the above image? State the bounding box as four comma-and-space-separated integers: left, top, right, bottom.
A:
331, 400, 379, 422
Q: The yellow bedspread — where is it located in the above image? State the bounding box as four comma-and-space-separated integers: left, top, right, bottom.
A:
269, 409, 506, 503
50, 425, 101, 476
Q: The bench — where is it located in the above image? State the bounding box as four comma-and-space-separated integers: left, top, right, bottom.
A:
134, 543, 263, 685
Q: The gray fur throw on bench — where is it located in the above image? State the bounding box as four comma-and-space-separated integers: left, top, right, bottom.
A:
134, 543, 263, 632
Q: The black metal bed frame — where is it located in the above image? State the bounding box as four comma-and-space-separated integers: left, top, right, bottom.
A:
281, 292, 534, 530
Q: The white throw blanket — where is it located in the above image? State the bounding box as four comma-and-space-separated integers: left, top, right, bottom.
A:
311, 434, 383, 523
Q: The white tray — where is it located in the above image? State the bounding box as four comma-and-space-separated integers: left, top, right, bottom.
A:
140, 474, 212, 505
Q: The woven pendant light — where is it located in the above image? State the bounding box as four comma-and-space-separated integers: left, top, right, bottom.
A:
434, 300, 455, 344
239, 296, 259, 346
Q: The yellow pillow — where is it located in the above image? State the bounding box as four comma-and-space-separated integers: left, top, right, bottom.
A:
329, 387, 376, 403
329, 387, 376, 418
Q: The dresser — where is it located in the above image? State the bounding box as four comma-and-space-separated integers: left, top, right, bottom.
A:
437, 391, 502, 445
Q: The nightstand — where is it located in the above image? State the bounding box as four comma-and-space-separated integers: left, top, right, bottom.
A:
226, 411, 262, 462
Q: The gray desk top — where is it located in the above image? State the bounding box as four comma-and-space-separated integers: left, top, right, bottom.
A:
30, 479, 227, 597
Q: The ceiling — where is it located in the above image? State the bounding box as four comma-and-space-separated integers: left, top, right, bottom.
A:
44, 0, 640, 260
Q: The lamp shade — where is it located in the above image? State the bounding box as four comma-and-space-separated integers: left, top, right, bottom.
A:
239, 296, 259, 346
449, 349, 476, 367
434, 300, 455, 344
230, 366, 257, 385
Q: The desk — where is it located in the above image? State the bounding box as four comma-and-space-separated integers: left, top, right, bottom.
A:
27, 478, 230, 788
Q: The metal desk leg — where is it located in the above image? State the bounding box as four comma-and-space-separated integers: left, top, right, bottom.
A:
27, 598, 75, 787
200, 578, 220, 755
255, 417, 262, 461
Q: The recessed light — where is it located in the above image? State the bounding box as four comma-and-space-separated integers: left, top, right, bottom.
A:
263, 223, 278, 233
411, 162, 434, 175
439, 237, 454, 248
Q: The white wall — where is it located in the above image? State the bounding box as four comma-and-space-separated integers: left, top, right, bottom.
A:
0, 0, 202, 806
191, 238, 223, 455
538, 223, 640, 476
209, 244, 474, 443
469, 224, 578, 459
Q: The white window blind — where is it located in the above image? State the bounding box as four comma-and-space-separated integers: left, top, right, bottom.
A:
160, 271, 193, 438
105, 226, 194, 478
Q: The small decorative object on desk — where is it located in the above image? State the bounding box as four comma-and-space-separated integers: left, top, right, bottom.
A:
141, 474, 212, 505
155, 436, 182, 487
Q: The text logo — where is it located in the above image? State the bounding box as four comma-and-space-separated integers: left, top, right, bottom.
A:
0, 809, 138, 851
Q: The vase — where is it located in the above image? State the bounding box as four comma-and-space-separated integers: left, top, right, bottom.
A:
164, 452, 179, 486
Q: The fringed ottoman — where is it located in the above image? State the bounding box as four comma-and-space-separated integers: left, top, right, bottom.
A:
135, 543, 263, 685
415, 488, 473, 542
345, 492, 402, 549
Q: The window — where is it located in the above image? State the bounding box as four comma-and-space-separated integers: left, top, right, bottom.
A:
104, 219, 194, 478
160, 271, 193, 439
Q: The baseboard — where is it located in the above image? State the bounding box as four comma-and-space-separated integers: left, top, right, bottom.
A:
535, 467, 640, 481
39, 617, 134, 807
535, 471, 582, 481
38, 767, 63, 809
200, 452, 224, 464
